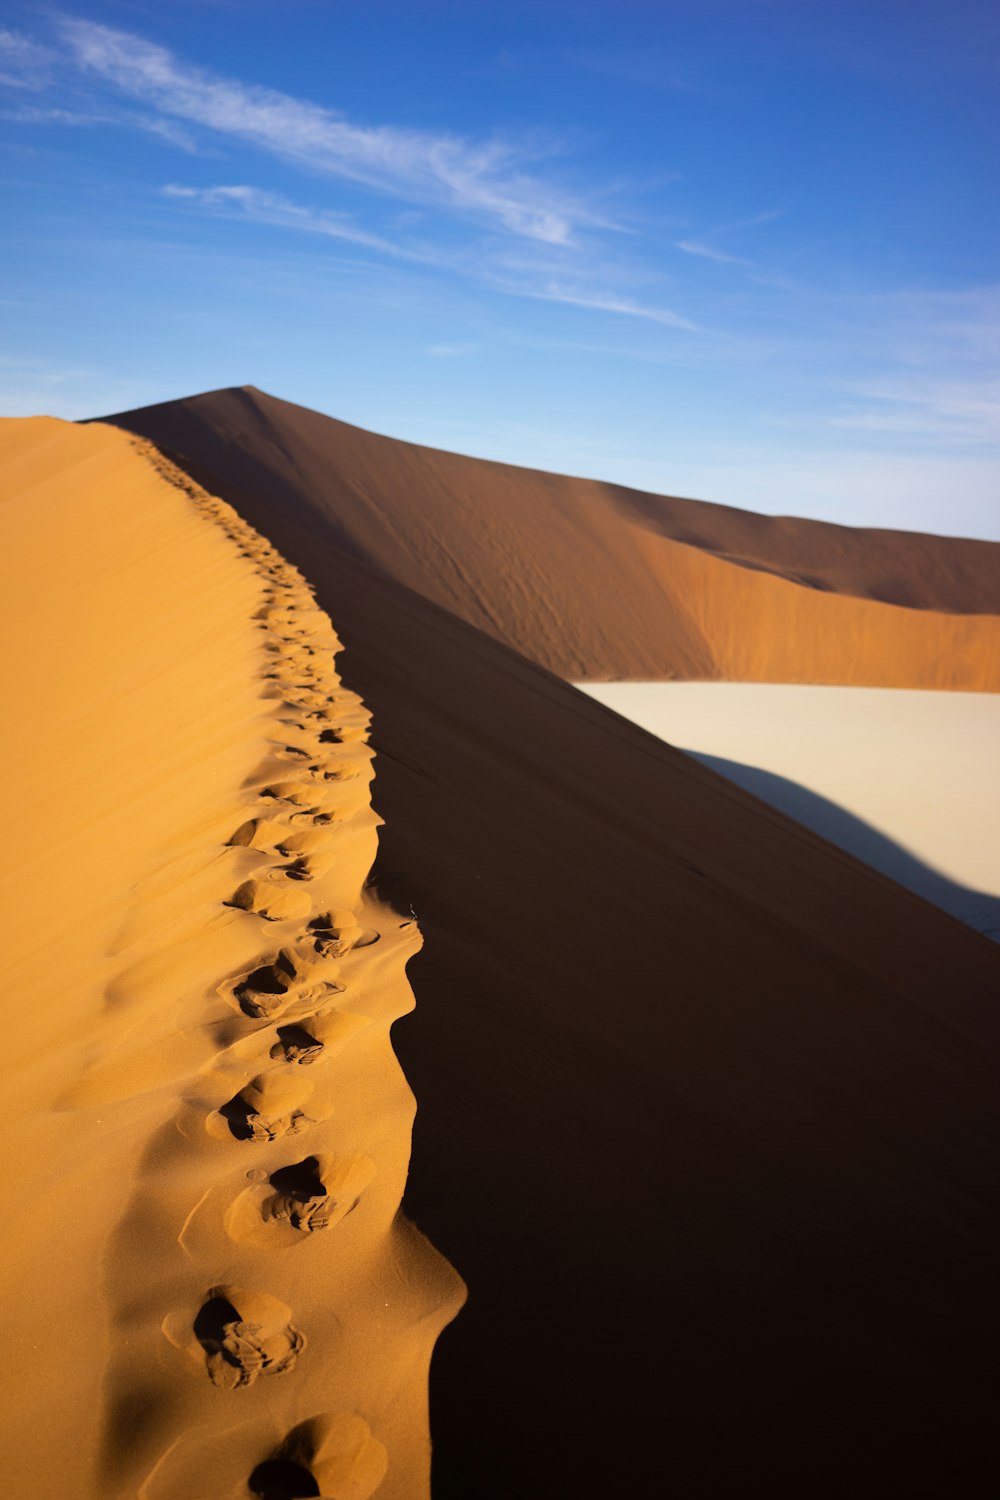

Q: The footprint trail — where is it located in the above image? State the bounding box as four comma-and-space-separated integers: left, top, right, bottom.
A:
93, 446, 465, 1500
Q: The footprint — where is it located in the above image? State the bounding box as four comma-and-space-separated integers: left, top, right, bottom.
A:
224, 941, 343, 1021
225, 1153, 375, 1246
269, 1006, 368, 1063
217, 1071, 314, 1143
227, 816, 290, 851
230, 950, 300, 1020
272, 743, 313, 762
192, 1287, 304, 1389
248, 1459, 320, 1498
308, 911, 380, 958
225, 875, 313, 923
270, 1022, 324, 1064
263, 1156, 331, 1233
280, 847, 337, 882
258, 780, 324, 808
275, 824, 337, 859
248, 1414, 387, 1500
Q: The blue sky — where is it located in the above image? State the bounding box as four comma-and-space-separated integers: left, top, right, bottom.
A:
2, 0, 998, 537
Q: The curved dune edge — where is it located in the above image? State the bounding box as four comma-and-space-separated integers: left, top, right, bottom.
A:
0, 418, 464, 1500
627, 527, 1000, 689
100, 386, 1000, 690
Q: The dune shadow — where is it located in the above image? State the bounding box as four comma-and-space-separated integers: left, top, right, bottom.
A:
691, 751, 1000, 943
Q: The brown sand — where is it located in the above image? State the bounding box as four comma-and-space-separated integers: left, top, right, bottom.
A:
101, 385, 1000, 688
0, 419, 462, 1499
93, 433, 1000, 1497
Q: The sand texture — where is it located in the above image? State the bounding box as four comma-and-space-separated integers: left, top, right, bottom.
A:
108, 448, 1000, 1497
0, 418, 462, 1499
583, 682, 1000, 939
101, 385, 1000, 688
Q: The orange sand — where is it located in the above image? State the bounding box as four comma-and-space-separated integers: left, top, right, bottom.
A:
0, 418, 462, 1499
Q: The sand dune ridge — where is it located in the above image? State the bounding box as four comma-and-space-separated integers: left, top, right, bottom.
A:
0, 420, 463, 1499
102, 386, 1000, 690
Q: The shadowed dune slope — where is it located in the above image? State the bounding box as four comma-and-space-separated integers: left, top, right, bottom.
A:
101, 386, 1000, 688
111, 449, 1000, 1497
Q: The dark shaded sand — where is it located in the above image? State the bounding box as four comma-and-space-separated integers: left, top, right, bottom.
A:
96, 404, 999, 1495
102, 385, 1000, 688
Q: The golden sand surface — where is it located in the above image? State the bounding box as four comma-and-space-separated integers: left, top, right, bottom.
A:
0, 418, 462, 1499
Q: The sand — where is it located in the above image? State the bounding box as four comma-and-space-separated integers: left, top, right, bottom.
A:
98, 407, 1000, 1497
582, 682, 1000, 939
0, 418, 462, 1499
101, 385, 1000, 689
5, 398, 999, 1497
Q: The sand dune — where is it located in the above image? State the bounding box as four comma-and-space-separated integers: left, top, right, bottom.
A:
582, 682, 1000, 939
93, 442, 999, 1497
0, 419, 462, 1499
101, 385, 1000, 689
6, 406, 999, 1497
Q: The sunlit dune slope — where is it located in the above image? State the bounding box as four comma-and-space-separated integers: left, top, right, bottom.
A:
101, 385, 1000, 688
0, 418, 461, 1500
126, 452, 1000, 1497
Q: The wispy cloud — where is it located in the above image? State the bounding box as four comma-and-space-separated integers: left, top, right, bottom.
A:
2, 16, 704, 334
1, 104, 99, 126
831, 380, 1000, 443
163, 180, 702, 333
519, 282, 700, 331
0, 29, 54, 90
1, 101, 203, 151
56, 17, 599, 245
715, 208, 785, 234
674, 211, 784, 270
676, 239, 750, 266
162, 183, 430, 260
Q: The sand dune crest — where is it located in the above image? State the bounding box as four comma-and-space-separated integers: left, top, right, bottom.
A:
103, 386, 1000, 689
0, 418, 463, 1498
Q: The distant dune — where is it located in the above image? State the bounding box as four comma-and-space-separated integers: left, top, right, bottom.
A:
102, 385, 1000, 689
68, 404, 1000, 1493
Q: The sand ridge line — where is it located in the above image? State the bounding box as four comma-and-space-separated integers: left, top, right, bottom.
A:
94, 446, 463, 1500
104, 388, 1000, 690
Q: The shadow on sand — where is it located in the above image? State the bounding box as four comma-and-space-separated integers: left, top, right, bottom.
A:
692, 750, 1000, 943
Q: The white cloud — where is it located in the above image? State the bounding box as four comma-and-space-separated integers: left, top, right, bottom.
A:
59, 18, 598, 245
0, 102, 203, 152
163, 181, 702, 332
161, 182, 444, 264
522, 282, 700, 330
132, 114, 203, 153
